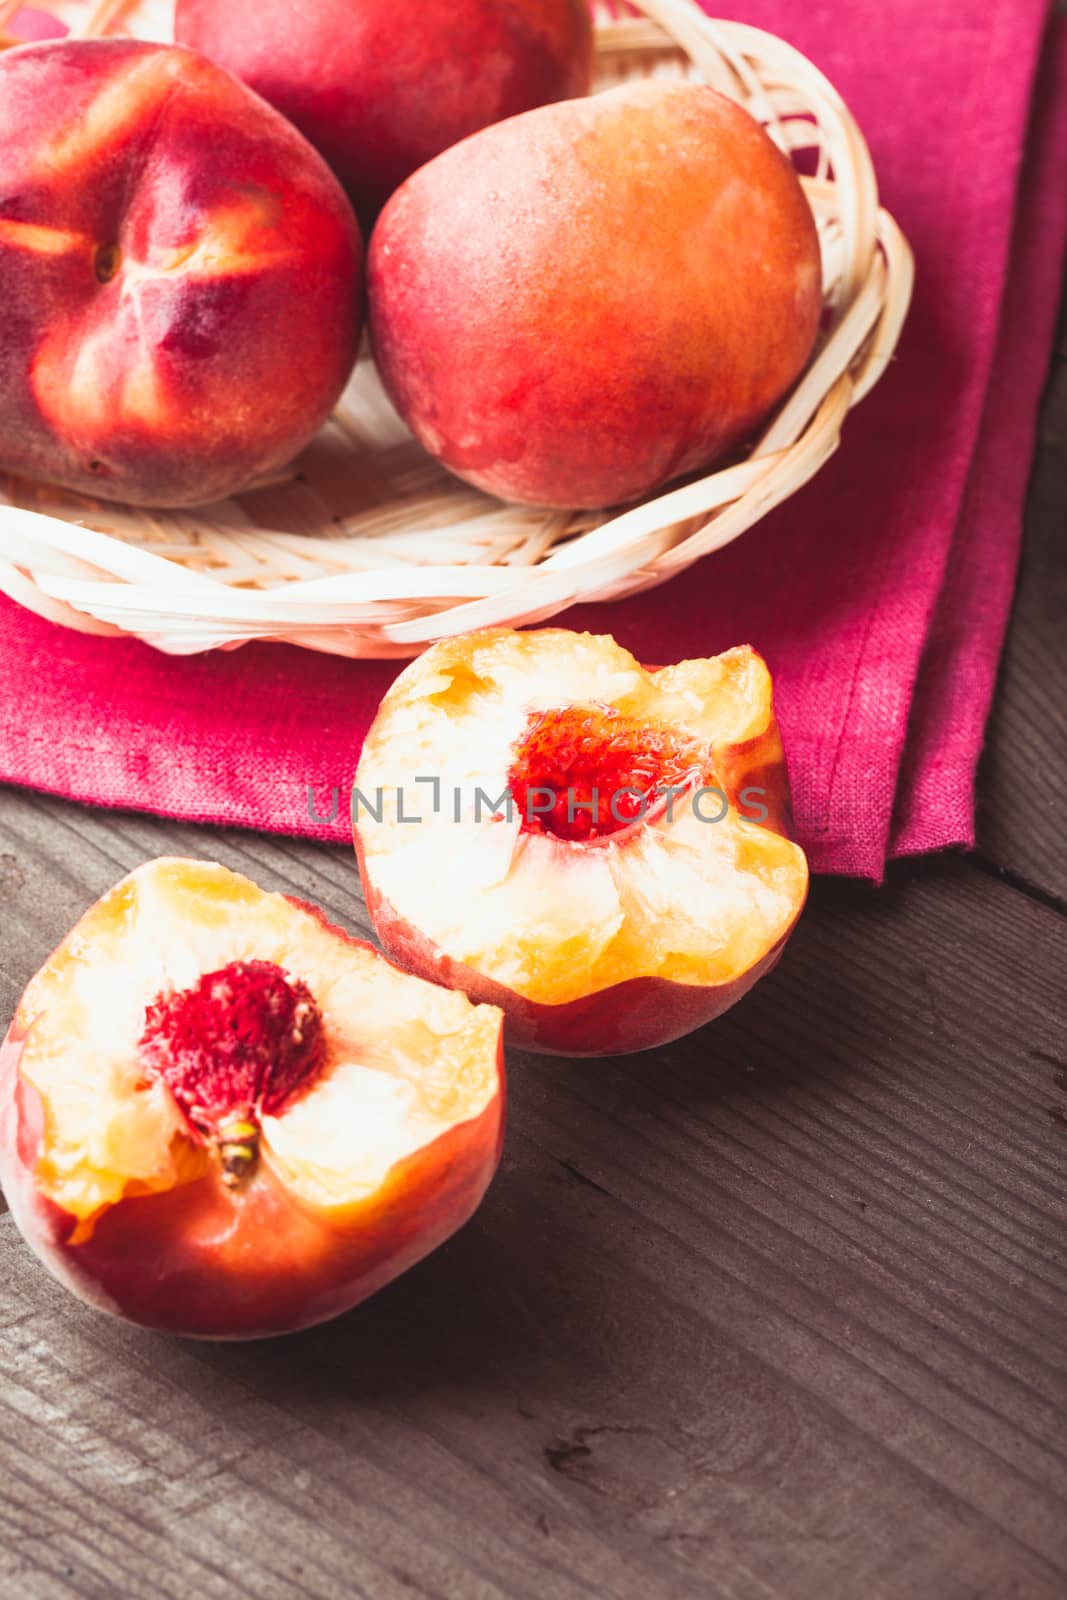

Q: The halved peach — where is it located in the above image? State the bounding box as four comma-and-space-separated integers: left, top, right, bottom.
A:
354, 628, 809, 1056
0, 859, 504, 1338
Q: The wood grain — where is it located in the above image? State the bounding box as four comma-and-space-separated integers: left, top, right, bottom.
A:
979, 294, 1067, 903
0, 130, 1064, 1600
0, 786, 1064, 1600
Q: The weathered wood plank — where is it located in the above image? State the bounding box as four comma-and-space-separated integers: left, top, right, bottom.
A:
0, 787, 1063, 1600
979, 292, 1067, 901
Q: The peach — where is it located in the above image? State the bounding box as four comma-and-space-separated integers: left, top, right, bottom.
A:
0, 40, 361, 507
175, 0, 594, 228
368, 79, 822, 510
0, 859, 504, 1338
353, 628, 809, 1056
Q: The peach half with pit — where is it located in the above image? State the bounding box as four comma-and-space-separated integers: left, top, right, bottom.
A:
353, 629, 809, 1056
0, 859, 504, 1338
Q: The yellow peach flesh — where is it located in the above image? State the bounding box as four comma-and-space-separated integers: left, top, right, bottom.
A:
354, 630, 808, 1008
14, 859, 500, 1227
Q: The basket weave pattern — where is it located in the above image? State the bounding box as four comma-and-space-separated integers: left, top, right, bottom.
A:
0, 0, 913, 658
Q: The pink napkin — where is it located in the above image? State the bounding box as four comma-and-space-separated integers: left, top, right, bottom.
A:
1, 2, 1065, 878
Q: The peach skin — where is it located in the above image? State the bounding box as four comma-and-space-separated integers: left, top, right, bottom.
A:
368, 79, 822, 510
176, 0, 594, 229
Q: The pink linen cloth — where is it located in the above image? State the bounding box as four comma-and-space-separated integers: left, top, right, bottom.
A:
1, 2, 1065, 878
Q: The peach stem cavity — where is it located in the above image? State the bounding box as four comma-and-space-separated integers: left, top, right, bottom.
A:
507, 705, 704, 842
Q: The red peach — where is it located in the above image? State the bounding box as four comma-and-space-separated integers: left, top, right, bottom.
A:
0, 40, 361, 507
175, 0, 594, 228
368, 80, 822, 509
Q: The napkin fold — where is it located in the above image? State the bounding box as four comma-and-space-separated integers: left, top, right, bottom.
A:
1, 1, 1064, 878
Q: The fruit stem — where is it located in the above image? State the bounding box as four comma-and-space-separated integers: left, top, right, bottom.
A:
138, 960, 328, 1192
218, 1117, 260, 1188
93, 242, 122, 284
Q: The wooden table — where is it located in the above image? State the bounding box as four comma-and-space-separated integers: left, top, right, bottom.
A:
0, 309, 1063, 1600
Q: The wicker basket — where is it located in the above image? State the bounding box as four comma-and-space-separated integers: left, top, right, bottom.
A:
0, 0, 913, 658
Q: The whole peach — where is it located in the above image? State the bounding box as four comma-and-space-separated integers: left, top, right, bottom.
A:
0, 40, 361, 507
175, 0, 594, 228
368, 80, 822, 510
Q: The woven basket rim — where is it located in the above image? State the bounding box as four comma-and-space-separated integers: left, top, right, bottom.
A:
0, 0, 915, 658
